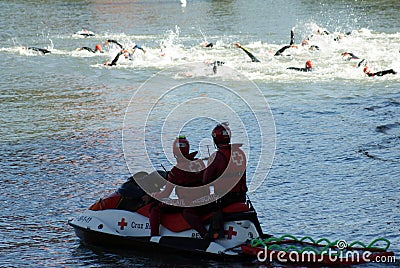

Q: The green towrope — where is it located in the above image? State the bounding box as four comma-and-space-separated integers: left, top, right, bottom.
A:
250, 234, 391, 256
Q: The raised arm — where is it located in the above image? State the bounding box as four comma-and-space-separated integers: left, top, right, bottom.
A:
234, 42, 260, 62
105, 39, 124, 49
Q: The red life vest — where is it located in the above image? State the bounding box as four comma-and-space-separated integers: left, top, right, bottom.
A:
169, 158, 209, 201
212, 144, 247, 196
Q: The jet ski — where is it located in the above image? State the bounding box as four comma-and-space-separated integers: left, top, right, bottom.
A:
69, 171, 395, 264
68, 171, 267, 258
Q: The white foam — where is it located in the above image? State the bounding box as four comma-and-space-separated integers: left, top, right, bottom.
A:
3, 25, 399, 81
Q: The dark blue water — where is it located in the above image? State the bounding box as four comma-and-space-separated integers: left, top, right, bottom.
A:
1, 0, 399, 267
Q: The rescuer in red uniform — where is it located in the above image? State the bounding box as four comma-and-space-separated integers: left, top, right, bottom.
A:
203, 123, 247, 204
149, 136, 207, 236
199, 123, 248, 239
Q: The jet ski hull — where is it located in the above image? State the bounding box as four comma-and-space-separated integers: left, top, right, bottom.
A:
68, 207, 263, 258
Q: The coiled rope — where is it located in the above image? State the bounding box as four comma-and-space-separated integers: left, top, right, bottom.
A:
250, 234, 391, 255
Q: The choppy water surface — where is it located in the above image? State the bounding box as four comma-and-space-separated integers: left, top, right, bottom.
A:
1, 0, 399, 267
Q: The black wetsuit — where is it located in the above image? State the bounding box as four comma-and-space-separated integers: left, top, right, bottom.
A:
343, 52, 359, 61
80, 33, 95, 37
366, 69, 397, 77
237, 45, 260, 62
205, 42, 214, 48
106, 51, 124, 66
309, 45, 320, 51
106, 39, 124, 49
76, 31, 95, 37
274, 45, 292, 56
78, 47, 101, 53
287, 67, 312, 72
290, 29, 295, 46
28, 47, 51, 54
347, 52, 359, 59
275, 29, 296, 56
357, 59, 368, 68
211, 61, 225, 74
211, 61, 225, 66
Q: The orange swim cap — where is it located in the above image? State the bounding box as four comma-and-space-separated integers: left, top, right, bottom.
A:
306, 60, 313, 69
95, 44, 102, 51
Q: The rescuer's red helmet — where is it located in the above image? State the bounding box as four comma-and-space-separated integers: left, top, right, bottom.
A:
173, 135, 190, 158
212, 123, 231, 146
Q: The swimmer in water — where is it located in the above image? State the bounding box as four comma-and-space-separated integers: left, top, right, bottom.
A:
317, 28, 330, 36
211, 61, 225, 74
104, 39, 145, 60
334, 31, 352, 42
105, 39, 145, 51
234, 42, 260, 62
341, 52, 360, 61
128, 44, 146, 54
341, 53, 368, 68
363, 66, 397, 77
104, 51, 124, 66
274, 27, 298, 56
122, 44, 146, 61
201, 41, 214, 48
76, 44, 103, 53
75, 29, 95, 37
27, 47, 51, 54
300, 38, 320, 51
303, 26, 333, 44
287, 60, 313, 72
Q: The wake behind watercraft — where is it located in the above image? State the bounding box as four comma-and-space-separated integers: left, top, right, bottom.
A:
68, 171, 267, 258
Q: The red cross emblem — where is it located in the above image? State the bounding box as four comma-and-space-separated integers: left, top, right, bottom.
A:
189, 161, 203, 172
118, 218, 128, 230
224, 226, 237, 239
232, 151, 244, 166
